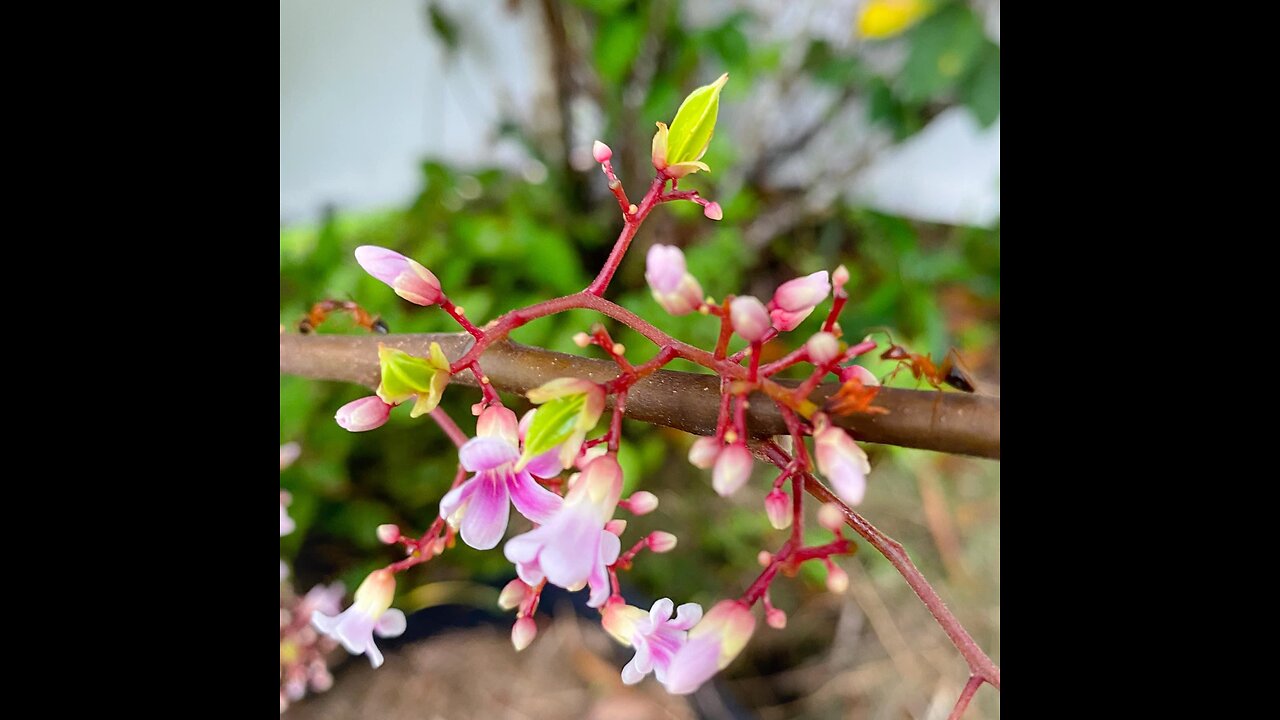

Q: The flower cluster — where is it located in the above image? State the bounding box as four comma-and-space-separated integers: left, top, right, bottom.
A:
301, 72, 904, 703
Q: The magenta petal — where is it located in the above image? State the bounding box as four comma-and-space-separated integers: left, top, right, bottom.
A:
458, 473, 510, 550
459, 437, 520, 472
507, 469, 563, 524
524, 446, 565, 479
662, 635, 722, 695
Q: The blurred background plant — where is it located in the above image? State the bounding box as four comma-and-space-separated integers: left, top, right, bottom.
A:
281, 0, 998, 717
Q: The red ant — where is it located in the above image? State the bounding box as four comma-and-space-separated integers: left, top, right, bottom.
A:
825, 374, 888, 416
298, 300, 388, 335
867, 330, 977, 393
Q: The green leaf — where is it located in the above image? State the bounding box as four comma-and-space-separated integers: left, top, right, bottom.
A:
666, 73, 729, 166
521, 394, 587, 460
962, 44, 1000, 127
899, 5, 986, 103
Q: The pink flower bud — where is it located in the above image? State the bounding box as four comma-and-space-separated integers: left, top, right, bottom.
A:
592, 140, 612, 163
334, 395, 394, 432
498, 579, 530, 610
773, 271, 831, 312
766, 607, 787, 629
703, 201, 723, 221
647, 531, 678, 553
511, 616, 538, 651
605, 518, 628, 536
375, 524, 401, 544
626, 491, 659, 515
729, 296, 770, 342
688, 436, 721, 469
817, 502, 845, 532
832, 264, 850, 291
712, 443, 753, 496
807, 332, 840, 364
764, 489, 791, 530
758, 550, 773, 566
814, 416, 872, 506
355, 245, 443, 306
646, 244, 704, 316
825, 561, 849, 594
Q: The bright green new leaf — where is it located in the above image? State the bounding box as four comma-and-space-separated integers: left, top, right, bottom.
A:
520, 393, 587, 464
376, 343, 450, 412
664, 73, 729, 168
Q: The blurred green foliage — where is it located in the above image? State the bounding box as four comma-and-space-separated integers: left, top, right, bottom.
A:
282, 0, 999, 645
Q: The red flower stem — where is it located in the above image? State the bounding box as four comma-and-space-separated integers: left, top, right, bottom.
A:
613, 537, 649, 569
947, 675, 986, 720
608, 389, 628, 453
779, 406, 810, 541
429, 408, 469, 448
760, 345, 810, 377
712, 303, 734, 360
659, 189, 701, 202
728, 328, 777, 363
600, 159, 633, 219
468, 361, 501, 405
790, 339, 880, 401
822, 294, 848, 334
439, 298, 485, 340
759, 440, 1001, 693
586, 174, 669, 297
747, 341, 762, 381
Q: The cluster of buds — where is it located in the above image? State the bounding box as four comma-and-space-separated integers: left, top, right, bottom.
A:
301, 71, 892, 702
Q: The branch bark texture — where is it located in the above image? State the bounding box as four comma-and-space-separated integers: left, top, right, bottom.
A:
281, 333, 1000, 460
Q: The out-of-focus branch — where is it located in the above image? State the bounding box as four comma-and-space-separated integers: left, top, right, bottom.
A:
280, 332, 1000, 460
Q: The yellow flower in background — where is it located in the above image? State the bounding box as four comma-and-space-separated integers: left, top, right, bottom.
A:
858, 0, 932, 39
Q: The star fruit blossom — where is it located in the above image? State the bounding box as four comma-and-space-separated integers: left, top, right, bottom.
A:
439, 405, 566, 550
602, 598, 703, 686
311, 569, 406, 669
504, 454, 624, 608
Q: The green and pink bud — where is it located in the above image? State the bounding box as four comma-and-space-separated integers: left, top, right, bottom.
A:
354, 245, 442, 307
651, 73, 729, 179
375, 342, 451, 418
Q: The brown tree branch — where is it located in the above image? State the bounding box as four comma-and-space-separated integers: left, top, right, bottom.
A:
280, 332, 1000, 460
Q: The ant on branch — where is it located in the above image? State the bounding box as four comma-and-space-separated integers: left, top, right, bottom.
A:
298, 299, 389, 335
868, 330, 978, 393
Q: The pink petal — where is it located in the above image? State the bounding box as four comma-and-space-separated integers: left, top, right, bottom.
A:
621, 655, 647, 685
507, 469, 563, 524
649, 598, 675, 627
769, 306, 811, 333
438, 477, 479, 523
773, 271, 830, 312
459, 437, 519, 472
645, 244, 687, 293
524, 446, 565, 479
670, 603, 703, 631
587, 531, 622, 608
730, 296, 770, 342
458, 473, 511, 550
375, 609, 407, 638
662, 635, 722, 695
538, 512, 600, 589
829, 462, 867, 506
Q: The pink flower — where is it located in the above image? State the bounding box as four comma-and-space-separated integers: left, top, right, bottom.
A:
439, 406, 565, 550
813, 414, 872, 506
729, 295, 770, 342
504, 454, 624, 608
354, 245, 443, 307
602, 598, 703, 685
311, 569, 406, 669
592, 140, 613, 163
334, 395, 393, 432
646, 244, 704, 316
662, 600, 756, 695
768, 271, 830, 332
712, 442, 753, 496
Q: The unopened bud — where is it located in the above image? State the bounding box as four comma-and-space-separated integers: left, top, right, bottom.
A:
764, 489, 791, 530
605, 518, 628, 536
573, 332, 591, 347
807, 332, 841, 365
833, 264, 850, 289
376, 524, 401, 544
592, 140, 613, 163
512, 616, 538, 651
648, 531, 678, 553
498, 579, 530, 610
688, 436, 721, 469
703, 201, 723, 221
758, 550, 773, 566
626, 491, 659, 515
766, 607, 788, 629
